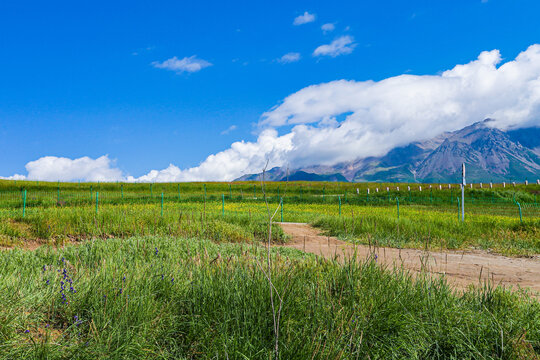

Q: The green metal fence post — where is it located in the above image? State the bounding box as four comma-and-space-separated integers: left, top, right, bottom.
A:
516, 202, 523, 224
222, 194, 225, 217
121, 184, 124, 200
161, 192, 164, 217
90, 185, 93, 201
96, 192, 99, 215
178, 184, 181, 200
280, 197, 283, 222
23, 189, 27, 217
57, 186, 60, 203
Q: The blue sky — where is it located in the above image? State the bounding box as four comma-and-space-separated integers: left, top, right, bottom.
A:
1, 0, 540, 181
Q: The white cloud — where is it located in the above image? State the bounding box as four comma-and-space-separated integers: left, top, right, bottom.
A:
128, 129, 294, 182
152, 55, 212, 73
5, 45, 540, 182
277, 52, 301, 64
321, 23, 335, 33
0, 174, 26, 180
220, 125, 237, 135
293, 12, 316, 25
0, 156, 124, 182
313, 36, 356, 57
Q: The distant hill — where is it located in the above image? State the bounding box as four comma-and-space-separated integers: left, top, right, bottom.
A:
235, 120, 540, 183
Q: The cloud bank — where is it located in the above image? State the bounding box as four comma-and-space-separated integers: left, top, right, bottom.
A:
1, 156, 123, 182
4, 45, 540, 182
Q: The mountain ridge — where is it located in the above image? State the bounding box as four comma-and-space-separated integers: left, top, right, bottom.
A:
235, 120, 540, 183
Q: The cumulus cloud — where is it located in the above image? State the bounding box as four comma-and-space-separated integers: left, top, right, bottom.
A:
128, 129, 294, 182
0, 156, 124, 182
152, 55, 212, 73
5, 45, 540, 182
293, 12, 315, 25
321, 23, 335, 33
313, 36, 356, 57
277, 52, 301, 64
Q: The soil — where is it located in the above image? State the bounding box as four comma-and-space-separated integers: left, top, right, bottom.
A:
278, 222, 540, 294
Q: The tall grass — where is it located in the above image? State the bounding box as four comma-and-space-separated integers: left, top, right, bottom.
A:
0, 236, 538, 359
1, 198, 538, 255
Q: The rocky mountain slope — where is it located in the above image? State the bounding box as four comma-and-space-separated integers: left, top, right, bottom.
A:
235, 120, 540, 183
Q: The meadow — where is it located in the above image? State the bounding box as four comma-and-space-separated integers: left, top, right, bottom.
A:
0, 179, 539, 358
0, 180, 538, 255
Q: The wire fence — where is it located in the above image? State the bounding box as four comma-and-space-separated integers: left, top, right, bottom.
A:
1, 188, 538, 221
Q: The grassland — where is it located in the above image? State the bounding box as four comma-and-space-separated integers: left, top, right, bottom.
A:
1, 236, 540, 359
0, 179, 539, 358
0, 179, 538, 255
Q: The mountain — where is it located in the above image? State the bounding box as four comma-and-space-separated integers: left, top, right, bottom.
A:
234, 120, 540, 183
236, 167, 347, 182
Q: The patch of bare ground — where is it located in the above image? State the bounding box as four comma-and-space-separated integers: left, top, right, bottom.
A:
278, 222, 540, 294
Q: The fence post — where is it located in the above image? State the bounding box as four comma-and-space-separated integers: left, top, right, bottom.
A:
457, 197, 460, 222
253, 185, 256, 198
229, 184, 232, 200
161, 192, 164, 217
96, 192, 99, 215
339, 196, 341, 216
178, 184, 181, 201
516, 202, 523, 224
23, 189, 27, 217
150, 183, 153, 198
461, 163, 465, 222
222, 194, 225, 217
121, 184, 124, 200
396, 197, 399, 219
57, 186, 60, 204
280, 197, 283, 222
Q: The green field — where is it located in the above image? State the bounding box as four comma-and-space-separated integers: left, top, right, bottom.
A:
1, 179, 539, 358
0, 180, 538, 255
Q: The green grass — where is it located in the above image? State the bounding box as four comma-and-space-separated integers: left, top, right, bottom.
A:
1, 236, 539, 359
0, 193, 538, 255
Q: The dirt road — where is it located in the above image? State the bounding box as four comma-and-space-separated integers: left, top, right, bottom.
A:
279, 222, 540, 293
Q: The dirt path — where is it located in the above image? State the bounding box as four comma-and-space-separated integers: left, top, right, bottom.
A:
279, 222, 540, 293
